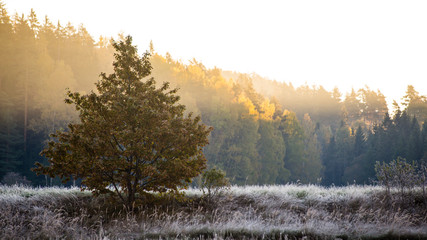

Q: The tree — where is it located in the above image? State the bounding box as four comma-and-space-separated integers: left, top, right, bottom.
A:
343, 88, 362, 124
280, 110, 306, 183
358, 87, 388, 126
322, 121, 353, 186
343, 125, 368, 184
402, 85, 427, 124
0, 91, 24, 179
0, 1, 14, 91
33, 36, 212, 207
402, 85, 421, 108
221, 113, 260, 185
201, 168, 230, 202
300, 114, 323, 183
257, 119, 286, 184
375, 157, 418, 198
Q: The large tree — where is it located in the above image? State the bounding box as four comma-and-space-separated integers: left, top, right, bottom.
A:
34, 36, 212, 206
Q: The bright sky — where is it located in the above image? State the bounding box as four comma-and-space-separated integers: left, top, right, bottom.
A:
5, 0, 427, 106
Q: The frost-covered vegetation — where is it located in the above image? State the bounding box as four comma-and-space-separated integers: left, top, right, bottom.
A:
1, 184, 427, 239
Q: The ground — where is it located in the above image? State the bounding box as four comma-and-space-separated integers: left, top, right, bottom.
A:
1, 184, 426, 239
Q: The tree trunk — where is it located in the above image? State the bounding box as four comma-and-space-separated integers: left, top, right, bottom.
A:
423, 174, 426, 205
6, 122, 10, 165
126, 177, 135, 209
24, 67, 28, 152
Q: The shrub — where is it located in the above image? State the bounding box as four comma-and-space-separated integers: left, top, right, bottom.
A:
1, 172, 31, 186
375, 157, 418, 197
201, 168, 230, 201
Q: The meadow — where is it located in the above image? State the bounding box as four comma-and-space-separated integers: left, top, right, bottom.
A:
1, 184, 426, 239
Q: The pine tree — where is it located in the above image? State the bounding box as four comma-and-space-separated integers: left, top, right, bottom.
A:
344, 88, 362, 124
402, 85, 427, 124
354, 125, 365, 157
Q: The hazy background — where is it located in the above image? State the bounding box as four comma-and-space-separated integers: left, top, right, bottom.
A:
6, 0, 427, 105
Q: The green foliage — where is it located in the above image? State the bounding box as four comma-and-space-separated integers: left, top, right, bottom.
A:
296, 190, 308, 199
33, 36, 212, 207
201, 168, 230, 200
358, 87, 388, 125
403, 85, 427, 124
257, 120, 286, 184
344, 89, 362, 123
300, 114, 323, 183
280, 110, 307, 183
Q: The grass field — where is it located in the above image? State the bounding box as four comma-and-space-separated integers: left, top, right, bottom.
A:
1, 184, 426, 239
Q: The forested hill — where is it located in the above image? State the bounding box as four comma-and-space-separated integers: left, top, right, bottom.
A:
1, 5, 427, 186
150, 55, 427, 185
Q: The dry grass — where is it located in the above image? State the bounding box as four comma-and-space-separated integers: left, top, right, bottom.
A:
0, 184, 426, 239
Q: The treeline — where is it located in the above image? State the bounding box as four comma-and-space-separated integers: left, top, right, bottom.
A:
150, 54, 427, 185
2, 3, 427, 186
150, 55, 324, 184
0, 4, 114, 184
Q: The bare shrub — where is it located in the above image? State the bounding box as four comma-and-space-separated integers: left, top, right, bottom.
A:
375, 157, 419, 198
1, 172, 31, 186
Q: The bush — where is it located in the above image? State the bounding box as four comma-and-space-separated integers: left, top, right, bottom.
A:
375, 157, 419, 197
1, 172, 32, 186
201, 168, 230, 201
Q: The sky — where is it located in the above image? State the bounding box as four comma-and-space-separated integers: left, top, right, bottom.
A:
5, 0, 427, 107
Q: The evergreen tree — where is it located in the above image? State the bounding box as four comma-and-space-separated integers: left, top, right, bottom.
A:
344, 88, 362, 124
358, 87, 388, 126
322, 136, 337, 185
301, 114, 323, 183
257, 120, 286, 184
354, 125, 365, 157
408, 116, 423, 161
280, 110, 306, 183
422, 121, 427, 160
342, 125, 368, 184
402, 85, 427, 124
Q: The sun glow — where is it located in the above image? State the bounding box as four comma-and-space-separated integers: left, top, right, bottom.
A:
5, 0, 427, 105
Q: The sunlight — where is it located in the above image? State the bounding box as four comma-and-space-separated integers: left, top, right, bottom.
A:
5, 0, 427, 102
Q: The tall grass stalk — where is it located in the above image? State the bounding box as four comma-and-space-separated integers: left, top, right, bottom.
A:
1, 184, 426, 239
